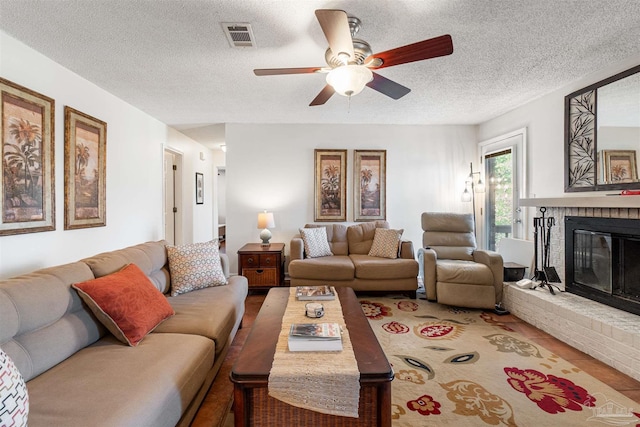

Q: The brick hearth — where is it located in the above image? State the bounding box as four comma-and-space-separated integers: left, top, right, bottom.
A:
504, 204, 640, 382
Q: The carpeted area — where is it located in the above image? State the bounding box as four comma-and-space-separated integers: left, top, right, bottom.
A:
360, 295, 640, 426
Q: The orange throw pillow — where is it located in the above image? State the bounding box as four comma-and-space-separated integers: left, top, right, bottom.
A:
72, 264, 175, 346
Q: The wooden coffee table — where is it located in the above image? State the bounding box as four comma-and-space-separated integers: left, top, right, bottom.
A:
231, 287, 393, 427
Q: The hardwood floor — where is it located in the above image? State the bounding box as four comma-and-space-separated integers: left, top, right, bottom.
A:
190, 292, 640, 426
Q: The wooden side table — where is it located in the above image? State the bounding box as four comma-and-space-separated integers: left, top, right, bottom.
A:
237, 243, 285, 291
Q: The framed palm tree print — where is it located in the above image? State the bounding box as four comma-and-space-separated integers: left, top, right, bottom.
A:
314, 149, 347, 221
354, 150, 386, 221
64, 106, 107, 229
1, 78, 55, 236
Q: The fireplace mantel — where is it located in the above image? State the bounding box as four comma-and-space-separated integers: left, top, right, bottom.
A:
519, 195, 640, 208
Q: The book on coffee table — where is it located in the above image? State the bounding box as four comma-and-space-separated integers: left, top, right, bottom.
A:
295, 285, 336, 301
288, 322, 343, 352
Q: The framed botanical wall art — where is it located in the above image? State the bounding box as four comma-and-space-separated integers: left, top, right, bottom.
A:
354, 150, 386, 221
314, 149, 347, 221
1, 78, 55, 236
64, 106, 107, 230
600, 150, 638, 184
196, 172, 204, 204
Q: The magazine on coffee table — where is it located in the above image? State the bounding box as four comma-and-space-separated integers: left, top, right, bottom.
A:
288, 322, 343, 352
295, 285, 336, 301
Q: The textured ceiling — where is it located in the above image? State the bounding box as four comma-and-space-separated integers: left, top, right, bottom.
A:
1, 0, 640, 146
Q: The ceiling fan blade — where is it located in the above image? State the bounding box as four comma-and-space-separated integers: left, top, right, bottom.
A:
315, 9, 355, 62
367, 34, 453, 69
254, 67, 324, 76
367, 72, 411, 100
310, 85, 335, 106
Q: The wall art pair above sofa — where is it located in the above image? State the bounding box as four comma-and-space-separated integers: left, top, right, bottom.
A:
314, 148, 386, 222
0, 78, 106, 236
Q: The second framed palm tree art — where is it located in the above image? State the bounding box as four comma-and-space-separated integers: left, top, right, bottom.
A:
354, 150, 386, 221
314, 149, 347, 221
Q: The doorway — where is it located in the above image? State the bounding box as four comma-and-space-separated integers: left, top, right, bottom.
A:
479, 128, 527, 250
163, 148, 183, 245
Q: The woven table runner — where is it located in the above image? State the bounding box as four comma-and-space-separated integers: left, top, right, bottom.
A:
268, 287, 360, 418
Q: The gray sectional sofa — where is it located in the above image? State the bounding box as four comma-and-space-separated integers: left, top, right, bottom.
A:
288, 221, 419, 297
0, 240, 248, 427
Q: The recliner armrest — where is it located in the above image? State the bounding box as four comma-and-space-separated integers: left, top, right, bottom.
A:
473, 249, 504, 302
290, 236, 304, 261
418, 247, 437, 301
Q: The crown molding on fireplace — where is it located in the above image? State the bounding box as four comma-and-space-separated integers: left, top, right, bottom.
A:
520, 195, 640, 208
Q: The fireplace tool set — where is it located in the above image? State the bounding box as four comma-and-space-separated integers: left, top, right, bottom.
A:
532, 207, 562, 294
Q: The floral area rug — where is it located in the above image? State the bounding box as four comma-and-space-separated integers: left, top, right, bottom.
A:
359, 296, 640, 427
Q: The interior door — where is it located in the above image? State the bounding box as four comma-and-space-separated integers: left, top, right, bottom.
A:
479, 128, 527, 250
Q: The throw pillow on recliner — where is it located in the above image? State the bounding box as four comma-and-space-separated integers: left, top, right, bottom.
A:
368, 228, 403, 259
300, 227, 333, 258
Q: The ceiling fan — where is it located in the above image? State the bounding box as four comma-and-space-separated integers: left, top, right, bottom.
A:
254, 9, 453, 106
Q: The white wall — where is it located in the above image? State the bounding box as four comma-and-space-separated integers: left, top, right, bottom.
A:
224, 123, 477, 274
477, 57, 640, 199
0, 31, 214, 279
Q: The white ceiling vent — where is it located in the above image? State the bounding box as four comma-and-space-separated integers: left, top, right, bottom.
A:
222, 23, 256, 48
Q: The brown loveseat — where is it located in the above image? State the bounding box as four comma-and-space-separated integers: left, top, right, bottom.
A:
288, 221, 419, 298
0, 240, 248, 427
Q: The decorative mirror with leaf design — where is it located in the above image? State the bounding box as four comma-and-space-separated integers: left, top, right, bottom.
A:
565, 64, 640, 192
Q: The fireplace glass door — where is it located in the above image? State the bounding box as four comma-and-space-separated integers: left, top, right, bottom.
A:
573, 230, 612, 294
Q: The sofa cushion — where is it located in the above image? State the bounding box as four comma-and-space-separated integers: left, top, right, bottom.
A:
436, 259, 494, 285
0, 262, 100, 382
347, 220, 389, 254
82, 241, 171, 294
368, 228, 403, 259
288, 256, 355, 281
25, 333, 214, 427
167, 241, 227, 296
72, 264, 175, 346
350, 254, 419, 280
299, 227, 333, 258
153, 276, 247, 358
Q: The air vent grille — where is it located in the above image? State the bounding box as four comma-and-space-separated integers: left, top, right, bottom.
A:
222, 23, 256, 48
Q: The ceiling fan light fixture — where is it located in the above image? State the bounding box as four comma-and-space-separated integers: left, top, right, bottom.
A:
326, 65, 373, 97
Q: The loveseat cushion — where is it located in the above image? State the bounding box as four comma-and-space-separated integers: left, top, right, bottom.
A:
288, 256, 354, 281
25, 333, 214, 427
436, 259, 494, 285
350, 254, 419, 280
299, 227, 333, 258
368, 228, 403, 259
347, 220, 389, 254
153, 276, 247, 358
303, 224, 349, 255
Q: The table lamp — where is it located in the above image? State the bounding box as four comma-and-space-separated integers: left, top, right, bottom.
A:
257, 211, 275, 246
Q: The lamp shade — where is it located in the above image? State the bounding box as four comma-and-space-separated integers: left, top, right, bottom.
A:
257, 211, 275, 229
326, 65, 373, 97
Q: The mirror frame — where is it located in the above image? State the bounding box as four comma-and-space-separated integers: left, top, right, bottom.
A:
565, 64, 640, 192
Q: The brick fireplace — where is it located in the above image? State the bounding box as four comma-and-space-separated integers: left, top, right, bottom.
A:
504, 199, 640, 382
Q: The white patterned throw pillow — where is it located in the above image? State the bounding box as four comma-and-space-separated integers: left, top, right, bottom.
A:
167, 240, 227, 296
300, 227, 333, 258
0, 349, 29, 427
368, 228, 404, 259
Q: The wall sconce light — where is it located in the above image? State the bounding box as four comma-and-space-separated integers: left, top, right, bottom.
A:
257, 210, 275, 246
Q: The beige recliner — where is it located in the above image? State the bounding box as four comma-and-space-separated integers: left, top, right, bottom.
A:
418, 212, 503, 309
